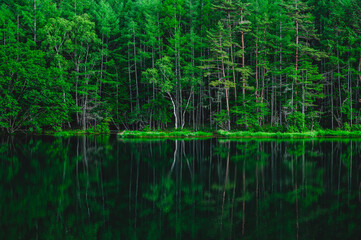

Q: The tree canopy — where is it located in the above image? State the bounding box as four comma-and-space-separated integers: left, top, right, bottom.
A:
1, 0, 361, 133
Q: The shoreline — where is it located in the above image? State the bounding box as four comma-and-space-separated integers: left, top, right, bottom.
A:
4, 129, 361, 139
118, 130, 361, 139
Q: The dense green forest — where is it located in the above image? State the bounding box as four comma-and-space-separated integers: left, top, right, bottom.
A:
1, 0, 361, 133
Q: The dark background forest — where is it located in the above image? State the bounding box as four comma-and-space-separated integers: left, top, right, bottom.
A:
1, 0, 361, 133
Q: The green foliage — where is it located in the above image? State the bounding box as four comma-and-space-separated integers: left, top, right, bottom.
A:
143, 56, 175, 93
213, 110, 229, 130
1, 0, 361, 134
96, 117, 111, 134
343, 122, 351, 131
232, 97, 269, 131
287, 111, 305, 132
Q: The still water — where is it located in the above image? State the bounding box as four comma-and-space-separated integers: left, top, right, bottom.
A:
1, 136, 361, 239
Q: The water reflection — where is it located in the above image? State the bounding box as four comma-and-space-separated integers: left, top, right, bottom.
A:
1, 136, 361, 239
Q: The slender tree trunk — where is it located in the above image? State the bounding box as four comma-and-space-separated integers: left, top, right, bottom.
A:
261, 27, 267, 104
302, 71, 305, 129
241, 9, 246, 102
75, 63, 80, 125
337, 48, 342, 126
255, 32, 259, 101
34, 0, 37, 43
349, 64, 352, 128
279, 18, 283, 126
331, 73, 334, 129
221, 37, 231, 130
228, 12, 237, 101
128, 48, 133, 114
168, 92, 178, 129
133, 26, 140, 110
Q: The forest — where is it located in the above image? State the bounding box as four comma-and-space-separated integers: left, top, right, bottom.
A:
1, 0, 361, 133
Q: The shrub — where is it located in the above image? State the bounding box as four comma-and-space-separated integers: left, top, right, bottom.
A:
343, 123, 351, 131
287, 111, 305, 132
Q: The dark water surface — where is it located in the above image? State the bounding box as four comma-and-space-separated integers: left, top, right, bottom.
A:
1, 136, 361, 239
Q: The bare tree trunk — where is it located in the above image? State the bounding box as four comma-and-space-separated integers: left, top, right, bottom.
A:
34, 0, 37, 43
221, 51, 231, 131
228, 12, 237, 101
168, 92, 178, 129
75, 63, 80, 125
261, 27, 267, 104
128, 48, 133, 114
337, 48, 342, 126
348, 63, 352, 128
133, 26, 140, 110
255, 31, 259, 101
279, 18, 283, 126
241, 9, 246, 102
331, 73, 334, 129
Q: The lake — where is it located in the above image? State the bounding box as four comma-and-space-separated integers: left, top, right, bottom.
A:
1, 136, 360, 239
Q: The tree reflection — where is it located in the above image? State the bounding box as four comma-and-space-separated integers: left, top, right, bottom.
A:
1, 137, 361, 239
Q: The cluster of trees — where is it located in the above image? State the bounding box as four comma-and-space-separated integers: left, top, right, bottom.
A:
1, 0, 361, 133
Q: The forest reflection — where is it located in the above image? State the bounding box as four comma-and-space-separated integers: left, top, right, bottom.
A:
1, 136, 361, 239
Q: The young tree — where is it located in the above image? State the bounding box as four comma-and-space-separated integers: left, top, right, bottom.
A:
202, 22, 236, 130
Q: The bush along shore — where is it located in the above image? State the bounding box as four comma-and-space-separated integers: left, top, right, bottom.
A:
118, 130, 361, 139
118, 130, 213, 138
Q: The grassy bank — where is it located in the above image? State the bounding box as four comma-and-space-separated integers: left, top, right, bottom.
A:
216, 130, 361, 138
118, 130, 213, 138
42, 129, 112, 137
118, 130, 361, 139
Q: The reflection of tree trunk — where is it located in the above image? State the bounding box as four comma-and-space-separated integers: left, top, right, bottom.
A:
99, 150, 105, 222
183, 141, 193, 179
179, 141, 183, 240
170, 140, 179, 175
129, 152, 133, 215
331, 141, 334, 191
296, 182, 299, 240
76, 138, 81, 207
209, 140, 212, 203
242, 156, 246, 236
295, 153, 299, 240
57, 141, 68, 223
221, 142, 230, 229
82, 136, 91, 217
349, 141, 352, 203
302, 141, 305, 189
230, 166, 237, 239
256, 161, 259, 236
135, 155, 139, 229
338, 144, 342, 207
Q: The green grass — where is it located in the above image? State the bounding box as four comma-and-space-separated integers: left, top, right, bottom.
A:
118, 130, 213, 138
39, 129, 361, 139
43, 129, 111, 137
216, 130, 361, 138
118, 129, 361, 139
